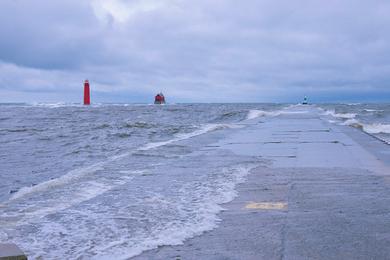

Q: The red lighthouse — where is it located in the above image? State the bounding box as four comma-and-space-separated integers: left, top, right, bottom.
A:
84, 80, 90, 105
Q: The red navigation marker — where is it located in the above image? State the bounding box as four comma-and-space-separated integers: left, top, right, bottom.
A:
84, 80, 90, 105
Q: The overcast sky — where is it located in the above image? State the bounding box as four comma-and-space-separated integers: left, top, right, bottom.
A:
0, 0, 390, 103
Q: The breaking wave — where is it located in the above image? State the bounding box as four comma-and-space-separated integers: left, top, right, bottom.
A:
246, 110, 281, 120
93, 164, 257, 260
362, 123, 390, 134
322, 110, 356, 119
364, 109, 384, 112
342, 119, 390, 134
9, 163, 105, 201
139, 123, 241, 150
246, 108, 309, 120
317, 106, 390, 144
8, 123, 237, 202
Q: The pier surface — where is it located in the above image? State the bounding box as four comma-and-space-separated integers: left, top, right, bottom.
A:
135, 106, 390, 260
0, 244, 27, 260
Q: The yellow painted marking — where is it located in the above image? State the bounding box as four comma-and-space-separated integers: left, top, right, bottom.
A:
245, 202, 287, 210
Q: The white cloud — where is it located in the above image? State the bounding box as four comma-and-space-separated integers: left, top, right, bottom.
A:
91, 0, 181, 24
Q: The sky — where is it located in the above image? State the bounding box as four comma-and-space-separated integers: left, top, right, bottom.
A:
0, 0, 390, 103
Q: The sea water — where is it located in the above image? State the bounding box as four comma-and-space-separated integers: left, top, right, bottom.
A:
0, 103, 389, 259
318, 103, 390, 144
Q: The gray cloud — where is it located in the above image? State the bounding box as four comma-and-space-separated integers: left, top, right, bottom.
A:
0, 0, 390, 103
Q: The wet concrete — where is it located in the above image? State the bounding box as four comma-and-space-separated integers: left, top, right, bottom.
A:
134, 106, 390, 260
0, 243, 27, 260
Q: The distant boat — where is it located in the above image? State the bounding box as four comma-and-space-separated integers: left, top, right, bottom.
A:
154, 92, 166, 104
302, 96, 308, 105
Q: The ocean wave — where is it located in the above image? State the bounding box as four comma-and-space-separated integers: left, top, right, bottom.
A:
94, 123, 111, 129
341, 119, 361, 127
27, 102, 133, 108
30, 102, 84, 108
115, 132, 132, 138
246, 108, 308, 120
90, 164, 257, 260
122, 121, 157, 129
246, 110, 281, 120
322, 110, 356, 119
362, 123, 390, 134
3, 172, 142, 226
364, 109, 384, 112
139, 123, 241, 151
8, 123, 238, 202
6, 163, 258, 259
0, 127, 45, 133
9, 163, 105, 201
215, 111, 244, 121
342, 119, 390, 135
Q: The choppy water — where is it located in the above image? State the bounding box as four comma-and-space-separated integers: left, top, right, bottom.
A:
0, 102, 389, 259
317, 103, 390, 144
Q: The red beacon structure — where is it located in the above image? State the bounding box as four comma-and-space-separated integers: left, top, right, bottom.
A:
154, 92, 166, 104
84, 80, 90, 105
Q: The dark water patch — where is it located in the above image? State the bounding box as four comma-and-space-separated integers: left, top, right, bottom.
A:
122, 122, 158, 129
158, 144, 193, 155
115, 132, 132, 138
38, 136, 53, 141
165, 108, 185, 112
166, 126, 183, 135
56, 134, 70, 138
93, 123, 111, 130
212, 110, 246, 122
9, 189, 19, 194
132, 152, 178, 159
0, 128, 42, 133
66, 150, 82, 155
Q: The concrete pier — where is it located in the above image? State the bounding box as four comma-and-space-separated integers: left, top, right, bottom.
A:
0, 244, 27, 260
134, 106, 390, 259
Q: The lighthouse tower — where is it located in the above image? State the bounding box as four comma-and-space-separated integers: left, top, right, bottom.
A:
84, 80, 90, 105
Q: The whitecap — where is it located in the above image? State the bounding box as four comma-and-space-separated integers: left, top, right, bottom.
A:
341, 119, 390, 134
362, 123, 390, 134
139, 123, 240, 151
246, 110, 281, 120
322, 110, 356, 119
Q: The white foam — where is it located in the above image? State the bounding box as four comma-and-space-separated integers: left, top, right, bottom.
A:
90, 165, 257, 260
8, 165, 256, 259
362, 123, 390, 134
9, 163, 105, 201
3, 173, 139, 226
323, 108, 389, 135
246, 110, 281, 120
282, 111, 309, 114
341, 119, 390, 135
341, 118, 361, 126
31, 102, 83, 108
322, 110, 356, 119
364, 109, 384, 112
12, 182, 112, 221
139, 124, 238, 151
246, 108, 308, 120
0, 230, 8, 241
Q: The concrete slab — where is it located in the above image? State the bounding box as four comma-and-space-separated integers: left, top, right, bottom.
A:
134, 105, 390, 259
0, 244, 27, 260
